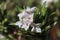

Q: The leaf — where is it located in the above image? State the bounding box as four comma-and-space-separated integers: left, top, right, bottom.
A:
2, 18, 8, 24
41, 2, 47, 16
8, 34, 15, 39
45, 25, 51, 31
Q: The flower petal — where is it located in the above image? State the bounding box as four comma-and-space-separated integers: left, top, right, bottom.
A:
15, 21, 22, 28
36, 27, 41, 33
21, 24, 29, 31
31, 27, 35, 32
30, 7, 36, 12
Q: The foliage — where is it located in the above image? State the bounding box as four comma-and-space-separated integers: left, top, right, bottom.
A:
0, 0, 60, 40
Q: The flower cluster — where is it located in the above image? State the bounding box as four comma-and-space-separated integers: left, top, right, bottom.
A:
15, 7, 41, 33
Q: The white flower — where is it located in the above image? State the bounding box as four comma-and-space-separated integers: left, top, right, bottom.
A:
31, 27, 41, 33
36, 27, 41, 33
15, 7, 36, 31
15, 7, 42, 33
15, 7, 42, 32
31, 23, 41, 33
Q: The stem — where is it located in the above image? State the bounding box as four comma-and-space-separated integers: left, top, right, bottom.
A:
50, 27, 57, 40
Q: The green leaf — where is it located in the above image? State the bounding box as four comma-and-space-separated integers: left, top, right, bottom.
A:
41, 2, 47, 16
45, 25, 51, 31
2, 18, 8, 24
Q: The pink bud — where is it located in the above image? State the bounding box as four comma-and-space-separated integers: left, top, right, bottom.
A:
18, 35, 22, 40
13, 31, 17, 35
